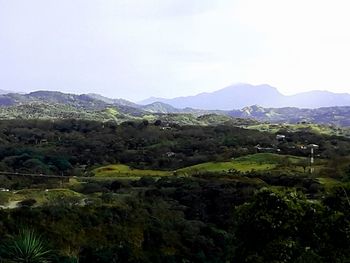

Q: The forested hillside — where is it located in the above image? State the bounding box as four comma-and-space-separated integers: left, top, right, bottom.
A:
0, 119, 349, 177
0, 119, 349, 262
1, 91, 350, 127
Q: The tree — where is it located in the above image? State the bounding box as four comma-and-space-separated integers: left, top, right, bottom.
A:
298, 159, 309, 173
154, 120, 162, 126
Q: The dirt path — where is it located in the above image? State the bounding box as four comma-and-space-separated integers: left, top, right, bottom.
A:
0, 200, 20, 209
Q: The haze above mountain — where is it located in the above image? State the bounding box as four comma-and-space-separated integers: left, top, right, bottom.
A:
140, 84, 350, 110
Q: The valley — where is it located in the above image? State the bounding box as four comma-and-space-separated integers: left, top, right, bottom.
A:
0, 116, 348, 262
2, 0, 350, 261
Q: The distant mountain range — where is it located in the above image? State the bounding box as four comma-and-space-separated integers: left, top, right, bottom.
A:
0, 89, 12, 95
140, 83, 350, 110
0, 91, 215, 116
0, 88, 349, 127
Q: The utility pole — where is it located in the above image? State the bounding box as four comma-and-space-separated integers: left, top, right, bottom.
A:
308, 144, 319, 174
310, 147, 314, 174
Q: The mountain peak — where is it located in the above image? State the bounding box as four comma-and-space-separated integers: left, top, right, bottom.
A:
139, 84, 350, 110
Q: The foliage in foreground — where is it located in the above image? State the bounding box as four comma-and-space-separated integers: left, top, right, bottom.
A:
0, 177, 348, 263
1, 229, 51, 263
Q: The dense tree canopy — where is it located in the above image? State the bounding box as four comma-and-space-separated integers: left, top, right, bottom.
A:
0, 119, 349, 176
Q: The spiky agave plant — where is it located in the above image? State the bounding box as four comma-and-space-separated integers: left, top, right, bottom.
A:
5, 229, 51, 263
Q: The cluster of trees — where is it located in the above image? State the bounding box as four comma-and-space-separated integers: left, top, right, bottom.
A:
0, 119, 349, 176
0, 119, 349, 262
0, 176, 348, 262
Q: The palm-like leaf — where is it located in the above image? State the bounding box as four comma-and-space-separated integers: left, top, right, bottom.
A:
5, 229, 51, 263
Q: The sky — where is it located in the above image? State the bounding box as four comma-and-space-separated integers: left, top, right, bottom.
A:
0, 0, 350, 101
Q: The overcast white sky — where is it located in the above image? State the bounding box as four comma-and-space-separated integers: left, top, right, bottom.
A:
0, 0, 350, 101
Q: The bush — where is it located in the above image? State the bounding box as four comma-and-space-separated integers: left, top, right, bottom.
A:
79, 182, 108, 194
2, 229, 51, 263
18, 198, 37, 208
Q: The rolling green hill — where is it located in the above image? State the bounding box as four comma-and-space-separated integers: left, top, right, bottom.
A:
229, 105, 350, 127
93, 164, 171, 178
91, 153, 323, 178
175, 153, 305, 175
1, 90, 350, 128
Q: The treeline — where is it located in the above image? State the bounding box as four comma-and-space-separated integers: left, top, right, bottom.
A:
0, 176, 349, 262
0, 119, 349, 176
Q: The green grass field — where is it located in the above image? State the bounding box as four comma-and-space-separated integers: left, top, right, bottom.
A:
0, 153, 344, 209
317, 177, 342, 189
0, 188, 84, 208
92, 154, 287, 178
91, 153, 329, 179
93, 164, 171, 178
176, 153, 308, 175
15, 188, 82, 202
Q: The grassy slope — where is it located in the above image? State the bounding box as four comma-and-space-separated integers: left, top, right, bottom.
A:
0, 188, 83, 207
247, 123, 350, 137
91, 153, 317, 178
0, 153, 345, 209
317, 177, 342, 189
93, 164, 171, 178
176, 153, 306, 175
92, 153, 330, 178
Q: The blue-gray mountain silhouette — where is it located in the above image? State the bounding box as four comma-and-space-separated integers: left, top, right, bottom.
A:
140, 83, 350, 110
